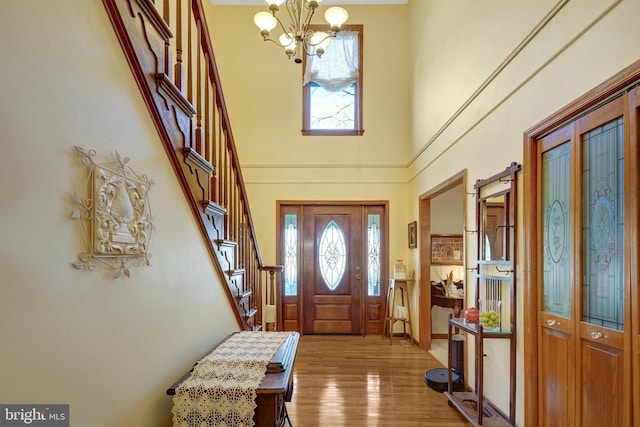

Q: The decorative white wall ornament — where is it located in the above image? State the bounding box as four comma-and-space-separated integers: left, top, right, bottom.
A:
71, 146, 155, 279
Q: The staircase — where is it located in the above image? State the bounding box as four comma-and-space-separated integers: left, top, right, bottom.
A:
102, 0, 281, 331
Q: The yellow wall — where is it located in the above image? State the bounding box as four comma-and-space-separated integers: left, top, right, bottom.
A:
206, 4, 413, 267
0, 1, 238, 426
3, 0, 634, 425
208, 0, 640, 425
408, 0, 640, 424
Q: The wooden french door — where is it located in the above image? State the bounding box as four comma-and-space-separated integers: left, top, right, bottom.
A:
535, 95, 633, 426
278, 202, 387, 336
537, 124, 576, 426
302, 205, 363, 334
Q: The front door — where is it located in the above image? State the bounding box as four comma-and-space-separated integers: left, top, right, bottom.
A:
302, 205, 363, 334
278, 202, 387, 335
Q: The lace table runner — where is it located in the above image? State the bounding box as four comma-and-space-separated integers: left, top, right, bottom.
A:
172, 331, 293, 427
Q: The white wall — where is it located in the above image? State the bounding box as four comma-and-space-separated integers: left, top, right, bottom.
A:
0, 1, 238, 426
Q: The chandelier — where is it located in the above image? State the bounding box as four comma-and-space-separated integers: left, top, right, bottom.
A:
253, 0, 349, 63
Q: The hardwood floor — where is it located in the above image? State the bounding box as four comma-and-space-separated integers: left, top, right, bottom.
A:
287, 335, 471, 426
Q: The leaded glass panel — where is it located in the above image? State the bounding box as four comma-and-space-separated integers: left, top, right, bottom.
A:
582, 118, 624, 330
542, 143, 572, 317
284, 214, 298, 296
318, 220, 346, 291
367, 214, 381, 296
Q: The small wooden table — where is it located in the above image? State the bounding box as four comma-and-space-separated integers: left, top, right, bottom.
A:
383, 279, 414, 344
431, 294, 464, 318
167, 332, 300, 427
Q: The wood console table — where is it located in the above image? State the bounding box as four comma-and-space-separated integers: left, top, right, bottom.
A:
167, 332, 300, 427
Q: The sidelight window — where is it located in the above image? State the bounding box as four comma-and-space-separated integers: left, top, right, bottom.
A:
367, 214, 381, 296
284, 213, 298, 296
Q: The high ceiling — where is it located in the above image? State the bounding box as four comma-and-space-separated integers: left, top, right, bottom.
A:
210, 1, 407, 5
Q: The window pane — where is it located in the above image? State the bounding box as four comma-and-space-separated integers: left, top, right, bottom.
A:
542, 143, 572, 317
582, 118, 624, 330
318, 220, 346, 291
367, 214, 381, 296
302, 25, 362, 134
284, 213, 298, 296
309, 82, 355, 130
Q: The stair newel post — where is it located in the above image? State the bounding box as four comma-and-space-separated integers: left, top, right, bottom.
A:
262, 266, 283, 331
268, 269, 276, 331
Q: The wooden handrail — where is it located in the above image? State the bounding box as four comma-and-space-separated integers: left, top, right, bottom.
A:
103, 0, 282, 330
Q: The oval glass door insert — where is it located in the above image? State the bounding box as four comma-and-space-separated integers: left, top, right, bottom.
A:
318, 220, 346, 291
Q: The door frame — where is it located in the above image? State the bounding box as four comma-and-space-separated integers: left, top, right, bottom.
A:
523, 59, 640, 426
418, 170, 468, 352
276, 200, 389, 336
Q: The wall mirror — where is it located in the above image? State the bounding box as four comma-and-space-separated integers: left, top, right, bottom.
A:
475, 162, 521, 263
481, 192, 507, 261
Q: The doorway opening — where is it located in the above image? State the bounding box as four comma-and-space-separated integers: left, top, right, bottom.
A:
418, 171, 467, 359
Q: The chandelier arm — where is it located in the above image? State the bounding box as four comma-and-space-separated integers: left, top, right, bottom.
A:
302, 3, 316, 34
287, 0, 315, 41
262, 36, 290, 48
257, 0, 344, 61
300, 42, 315, 57
305, 31, 335, 47
271, 13, 293, 43
285, 1, 300, 36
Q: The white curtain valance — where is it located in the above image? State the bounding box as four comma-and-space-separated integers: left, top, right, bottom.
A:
303, 30, 359, 92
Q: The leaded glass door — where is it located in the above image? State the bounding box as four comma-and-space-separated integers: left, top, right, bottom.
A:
536, 96, 632, 426
538, 125, 575, 427
302, 205, 363, 334
574, 101, 628, 427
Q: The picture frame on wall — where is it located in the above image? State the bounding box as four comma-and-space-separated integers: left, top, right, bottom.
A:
431, 234, 463, 265
408, 221, 417, 248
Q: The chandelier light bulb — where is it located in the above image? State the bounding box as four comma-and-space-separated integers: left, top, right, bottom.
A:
310, 31, 332, 51
254, 11, 277, 34
254, 1, 349, 62
279, 33, 297, 59
279, 33, 296, 48
324, 6, 348, 31
309, 31, 331, 57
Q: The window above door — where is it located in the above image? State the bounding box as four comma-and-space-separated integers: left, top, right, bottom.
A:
302, 25, 364, 136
